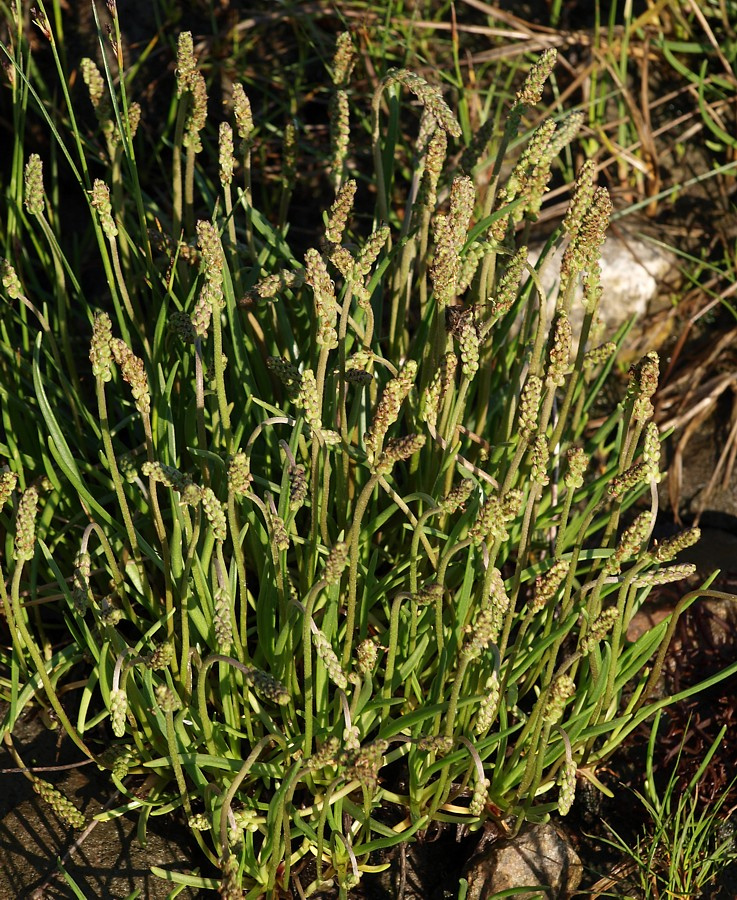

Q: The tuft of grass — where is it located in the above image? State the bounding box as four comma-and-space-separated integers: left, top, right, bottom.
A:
1, 3, 737, 896
594, 710, 737, 899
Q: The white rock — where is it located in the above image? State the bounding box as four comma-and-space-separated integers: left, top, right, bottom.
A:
528, 229, 676, 332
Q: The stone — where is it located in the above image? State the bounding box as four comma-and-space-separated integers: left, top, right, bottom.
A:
462, 822, 583, 900
528, 229, 678, 334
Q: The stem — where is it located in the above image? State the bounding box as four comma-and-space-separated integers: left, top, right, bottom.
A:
382, 593, 412, 718
301, 579, 328, 758
343, 474, 380, 667
10, 565, 94, 761
95, 378, 152, 604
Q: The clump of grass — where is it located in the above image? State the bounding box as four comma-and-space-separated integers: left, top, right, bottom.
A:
2, 6, 737, 897
594, 710, 737, 899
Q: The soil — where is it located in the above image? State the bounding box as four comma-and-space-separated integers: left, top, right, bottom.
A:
0, 706, 207, 898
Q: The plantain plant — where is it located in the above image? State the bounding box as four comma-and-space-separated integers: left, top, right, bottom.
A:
2, 4, 736, 897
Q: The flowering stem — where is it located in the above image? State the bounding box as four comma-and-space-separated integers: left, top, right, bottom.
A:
343, 473, 380, 667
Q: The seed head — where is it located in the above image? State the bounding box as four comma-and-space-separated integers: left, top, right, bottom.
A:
546, 313, 571, 387
565, 447, 588, 490
608, 462, 650, 500
475, 671, 500, 735
383, 69, 461, 138
1, 258, 22, 299
583, 341, 616, 370
141, 461, 192, 492
288, 462, 308, 510
469, 776, 490, 817
374, 434, 426, 475
80, 57, 105, 109
550, 111, 584, 156
417, 735, 454, 754
355, 226, 389, 279
310, 736, 340, 771
313, 630, 348, 690
563, 160, 597, 241
580, 607, 619, 655
529, 434, 550, 486
219, 852, 244, 900
518, 375, 542, 441
0, 470, 18, 507
90, 311, 114, 382
324, 541, 349, 585
148, 642, 174, 670
219, 122, 235, 185
458, 315, 480, 380
345, 739, 389, 791
332, 32, 356, 86
176, 32, 196, 97
430, 175, 476, 308
651, 527, 700, 563
560, 187, 612, 295
72, 550, 92, 613
420, 352, 456, 429
630, 351, 660, 424
532, 559, 570, 612
232, 83, 254, 145
491, 246, 527, 318
417, 127, 447, 212
642, 422, 661, 481
267, 356, 302, 399
470, 493, 508, 545
32, 779, 85, 829
183, 69, 208, 153
110, 689, 128, 737
457, 240, 487, 295
197, 220, 224, 281
356, 638, 378, 675
297, 368, 322, 430
91, 179, 117, 238
155, 684, 181, 714
14, 486, 39, 562
282, 122, 297, 186
110, 338, 150, 415
515, 48, 557, 107
325, 180, 356, 245
191, 283, 216, 338
504, 118, 558, 224
305, 249, 338, 349
415, 582, 443, 606
462, 607, 498, 659
485, 567, 510, 639
329, 89, 351, 183
266, 504, 290, 552
199, 487, 226, 541
228, 453, 252, 496
365, 361, 417, 465
24, 154, 44, 216
440, 478, 474, 514
557, 758, 577, 816
605, 512, 653, 576
634, 563, 697, 586
543, 673, 574, 724
246, 668, 290, 705
214, 587, 233, 652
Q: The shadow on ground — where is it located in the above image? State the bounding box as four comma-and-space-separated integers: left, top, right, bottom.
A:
0, 707, 207, 899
